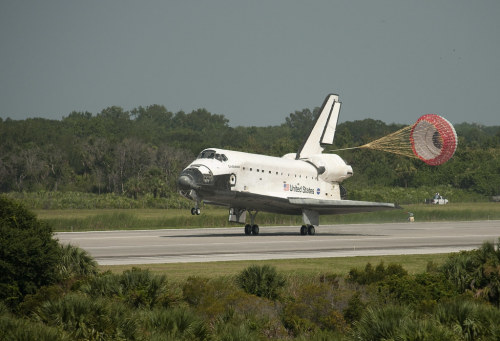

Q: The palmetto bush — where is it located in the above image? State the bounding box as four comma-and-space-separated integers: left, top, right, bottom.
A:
351, 305, 413, 340
34, 293, 139, 341
80, 272, 122, 298
119, 268, 172, 308
141, 306, 210, 341
57, 244, 98, 280
441, 239, 500, 306
0, 313, 69, 341
236, 265, 286, 300
81, 268, 176, 309
0, 301, 68, 341
434, 299, 500, 341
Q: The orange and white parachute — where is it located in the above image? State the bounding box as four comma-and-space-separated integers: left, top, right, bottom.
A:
330, 114, 458, 166
410, 114, 457, 165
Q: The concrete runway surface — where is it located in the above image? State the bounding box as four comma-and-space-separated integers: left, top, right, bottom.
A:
56, 220, 500, 265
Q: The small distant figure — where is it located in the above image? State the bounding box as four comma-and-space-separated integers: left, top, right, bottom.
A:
407, 212, 414, 222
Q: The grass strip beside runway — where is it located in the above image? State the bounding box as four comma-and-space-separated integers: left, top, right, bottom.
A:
99, 253, 449, 282
36, 202, 500, 232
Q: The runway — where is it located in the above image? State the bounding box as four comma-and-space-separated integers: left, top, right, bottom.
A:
55, 220, 500, 265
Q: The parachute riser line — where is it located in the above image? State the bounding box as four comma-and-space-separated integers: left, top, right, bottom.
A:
327, 114, 457, 166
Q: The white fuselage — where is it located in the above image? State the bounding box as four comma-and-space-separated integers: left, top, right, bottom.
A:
181, 148, 353, 203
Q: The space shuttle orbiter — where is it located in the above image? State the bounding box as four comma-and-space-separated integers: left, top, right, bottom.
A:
178, 94, 399, 235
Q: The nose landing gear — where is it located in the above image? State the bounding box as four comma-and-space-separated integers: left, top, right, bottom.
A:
188, 190, 201, 215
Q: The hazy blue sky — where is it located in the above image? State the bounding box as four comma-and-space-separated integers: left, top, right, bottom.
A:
1, 1, 499, 126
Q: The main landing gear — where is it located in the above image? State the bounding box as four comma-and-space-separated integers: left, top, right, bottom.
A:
300, 224, 316, 236
238, 209, 316, 236
190, 207, 201, 215
244, 224, 259, 235
244, 210, 259, 235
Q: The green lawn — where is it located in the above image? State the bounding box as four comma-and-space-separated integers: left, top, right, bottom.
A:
35, 202, 500, 232
99, 253, 449, 282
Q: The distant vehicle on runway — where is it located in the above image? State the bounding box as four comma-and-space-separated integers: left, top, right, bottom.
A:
426, 193, 448, 205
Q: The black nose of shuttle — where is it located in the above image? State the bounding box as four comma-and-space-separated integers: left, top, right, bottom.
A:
177, 174, 199, 190
178, 168, 205, 190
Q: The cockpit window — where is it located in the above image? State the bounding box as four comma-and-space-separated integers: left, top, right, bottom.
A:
215, 153, 228, 162
197, 150, 227, 162
198, 150, 215, 159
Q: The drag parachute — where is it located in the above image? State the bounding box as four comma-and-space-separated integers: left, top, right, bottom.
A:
410, 114, 457, 165
330, 114, 458, 166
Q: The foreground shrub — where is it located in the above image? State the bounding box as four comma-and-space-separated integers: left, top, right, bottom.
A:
236, 265, 286, 300
81, 268, 176, 309
343, 292, 366, 324
183, 276, 286, 339
441, 239, 500, 306
434, 298, 500, 340
141, 306, 210, 340
352, 305, 413, 340
34, 293, 139, 341
376, 272, 456, 308
283, 282, 349, 336
0, 196, 61, 307
0, 313, 68, 341
57, 244, 98, 280
213, 322, 260, 341
347, 261, 407, 285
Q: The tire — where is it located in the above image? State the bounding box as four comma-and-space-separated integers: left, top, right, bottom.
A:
244, 224, 252, 235
300, 225, 308, 235
252, 224, 259, 235
307, 225, 315, 235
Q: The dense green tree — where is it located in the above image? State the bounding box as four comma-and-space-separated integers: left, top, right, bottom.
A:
0, 197, 61, 306
285, 108, 318, 142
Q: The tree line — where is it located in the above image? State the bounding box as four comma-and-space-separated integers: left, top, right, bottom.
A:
1, 105, 499, 199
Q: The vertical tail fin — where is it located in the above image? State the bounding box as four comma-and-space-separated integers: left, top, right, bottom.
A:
296, 94, 341, 159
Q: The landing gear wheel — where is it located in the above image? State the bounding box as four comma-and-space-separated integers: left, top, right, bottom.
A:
251, 224, 259, 235
244, 224, 252, 235
300, 225, 308, 235
195, 208, 201, 215
191, 208, 196, 215
307, 225, 315, 235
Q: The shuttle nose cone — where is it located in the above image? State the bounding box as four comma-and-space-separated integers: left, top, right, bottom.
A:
177, 174, 199, 190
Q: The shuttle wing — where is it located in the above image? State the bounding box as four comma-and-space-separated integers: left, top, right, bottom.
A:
288, 198, 399, 214
206, 192, 399, 216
